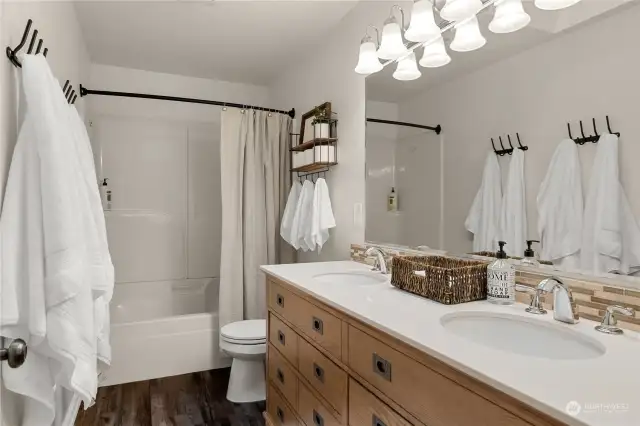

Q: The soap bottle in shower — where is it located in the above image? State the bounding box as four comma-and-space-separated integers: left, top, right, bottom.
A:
521, 240, 540, 267
487, 241, 515, 305
100, 178, 109, 209
388, 187, 398, 212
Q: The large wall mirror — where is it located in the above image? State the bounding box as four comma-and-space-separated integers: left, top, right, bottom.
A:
364, 0, 640, 286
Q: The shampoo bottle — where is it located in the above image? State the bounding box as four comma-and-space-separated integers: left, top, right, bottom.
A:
521, 240, 541, 267
487, 241, 515, 305
388, 187, 398, 212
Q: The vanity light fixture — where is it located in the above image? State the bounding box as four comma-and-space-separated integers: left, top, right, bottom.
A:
535, 0, 582, 11
377, 5, 409, 60
355, 27, 383, 75
419, 36, 451, 68
450, 15, 486, 52
440, 0, 484, 22
393, 52, 422, 81
405, 0, 441, 43
489, 0, 531, 33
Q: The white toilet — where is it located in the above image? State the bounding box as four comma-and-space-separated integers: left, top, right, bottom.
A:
220, 319, 267, 403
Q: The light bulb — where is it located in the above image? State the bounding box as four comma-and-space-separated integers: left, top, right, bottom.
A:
440, 0, 483, 22
419, 36, 451, 68
377, 16, 408, 60
450, 16, 486, 52
393, 52, 421, 81
405, 0, 441, 43
355, 37, 383, 75
489, 0, 530, 33
535, 0, 582, 10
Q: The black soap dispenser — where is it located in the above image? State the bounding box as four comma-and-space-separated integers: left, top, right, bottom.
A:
522, 240, 540, 267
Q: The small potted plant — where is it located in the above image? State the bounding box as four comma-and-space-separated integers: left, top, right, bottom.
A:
311, 105, 331, 139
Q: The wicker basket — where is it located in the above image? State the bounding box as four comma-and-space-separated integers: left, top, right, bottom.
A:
391, 256, 489, 305
469, 251, 553, 266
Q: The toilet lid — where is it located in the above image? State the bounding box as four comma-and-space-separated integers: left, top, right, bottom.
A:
221, 319, 266, 342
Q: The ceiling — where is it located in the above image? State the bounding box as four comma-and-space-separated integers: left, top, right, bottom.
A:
74, 0, 359, 85
366, 0, 634, 103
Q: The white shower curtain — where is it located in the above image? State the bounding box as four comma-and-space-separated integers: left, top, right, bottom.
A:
219, 108, 291, 327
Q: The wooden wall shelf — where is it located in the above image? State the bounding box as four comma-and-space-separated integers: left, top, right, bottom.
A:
291, 162, 337, 173
291, 138, 338, 152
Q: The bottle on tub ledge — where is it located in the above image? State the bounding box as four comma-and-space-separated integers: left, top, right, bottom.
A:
487, 241, 516, 305
387, 187, 398, 212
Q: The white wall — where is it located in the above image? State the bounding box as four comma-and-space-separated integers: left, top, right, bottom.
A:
0, 2, 89, 425
87, 64, 268, 291
398, 2, 640, 255
268, 1, 399, 262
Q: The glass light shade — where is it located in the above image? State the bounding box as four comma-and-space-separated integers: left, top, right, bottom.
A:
440, 0, 483, 22
419, 36, 451, 68
489, 0, 531, 33
393, 52, 421, 81
405, 0, 441, 43
355, 39, 383, 75
450, 16, 486, 52
535, 0, 582, 10
377, 18, 408, 60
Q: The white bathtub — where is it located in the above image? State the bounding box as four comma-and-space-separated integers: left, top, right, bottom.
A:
100, 278, 230, 387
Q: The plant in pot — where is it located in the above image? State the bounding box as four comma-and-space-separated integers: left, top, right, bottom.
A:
311, 106, 331, 139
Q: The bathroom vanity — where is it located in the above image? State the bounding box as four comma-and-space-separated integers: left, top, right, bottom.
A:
261, 261, 640, 426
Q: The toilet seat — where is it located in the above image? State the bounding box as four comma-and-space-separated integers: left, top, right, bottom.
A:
221, 319, 266, 345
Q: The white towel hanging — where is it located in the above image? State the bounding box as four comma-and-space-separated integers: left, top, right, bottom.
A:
280, 181, 302, 247
311, 178, 335, 251
465, 151, 502, 252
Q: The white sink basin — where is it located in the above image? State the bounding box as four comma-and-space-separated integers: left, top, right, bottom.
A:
313, 271, 389, 286
440, 312, 606, 360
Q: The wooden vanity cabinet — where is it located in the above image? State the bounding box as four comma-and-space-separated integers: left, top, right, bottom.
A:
264, 276, 567, 426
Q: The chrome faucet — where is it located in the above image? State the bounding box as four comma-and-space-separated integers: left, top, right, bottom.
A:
595, 305, 635, 335
365, 247, 388, 274
535, 277, 579, 324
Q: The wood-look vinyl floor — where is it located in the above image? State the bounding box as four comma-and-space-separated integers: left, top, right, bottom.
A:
75, 368, 266, 426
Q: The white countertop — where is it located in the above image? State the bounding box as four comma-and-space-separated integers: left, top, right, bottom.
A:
261, 261, 640, 426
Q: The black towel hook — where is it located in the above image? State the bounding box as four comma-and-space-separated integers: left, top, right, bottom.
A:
35, 39, 43, 54
500, 136, 513, 155
606, 115, 620, 136
516, 133, 528, 151
491, 138, 503, 156
6, 19, 32, 67
567, 122, 574, 140
592, 117, 599, 139
579, 120, 587, 139
62, 80, 69, 92
27, 29, 38, 54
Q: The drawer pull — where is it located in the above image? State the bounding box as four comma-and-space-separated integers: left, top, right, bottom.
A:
372, 353, 392, 381
276, 294, 285, 308
313, 410, 324, 426
312, 317, 324, 335
372, 414, 387, 426
276, 368, 285, 384
278, 330, 286, 345
276, 407, 285, 423
313, 363, 325, 383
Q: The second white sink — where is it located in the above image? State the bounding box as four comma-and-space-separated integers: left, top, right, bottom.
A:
313, 271, 389, 286
440, 312, 606, 360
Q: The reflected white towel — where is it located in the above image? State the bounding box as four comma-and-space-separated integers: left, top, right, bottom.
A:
581, 133, 640, 274
311, 178, 335, 251
280, 181, 302, 247
500, 148, 527, 256
465, 152, 502, 252
537, 140, 583, 269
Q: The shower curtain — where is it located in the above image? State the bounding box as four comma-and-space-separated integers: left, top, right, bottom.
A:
219, 108, 292, 328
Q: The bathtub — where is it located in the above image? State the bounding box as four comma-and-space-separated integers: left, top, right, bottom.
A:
100, 278, 230, 387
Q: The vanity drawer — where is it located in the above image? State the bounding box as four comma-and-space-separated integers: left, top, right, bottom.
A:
298, 337, 348, 416
268, 344, 298, 410
269, 280, 342, 359
298, 381, 342, 426
348, 326, 531, 426
268, 384, 299, 426
270, 313, 299, 367
349, 379, 412, 426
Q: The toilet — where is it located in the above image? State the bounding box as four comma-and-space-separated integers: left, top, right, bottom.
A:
220, 319, 267, 403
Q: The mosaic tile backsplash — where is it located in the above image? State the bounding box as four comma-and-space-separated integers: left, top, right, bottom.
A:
351, 243, 640, 332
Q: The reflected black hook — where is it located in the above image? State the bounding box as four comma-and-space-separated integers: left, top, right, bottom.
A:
491, 138, 500, 155
43, 47, 48, 57
36, 39, 43, 54
516, 133, 528, 151
63, 80, 69, 92
579, 120, 586, 139
567, 122, 574, 140
606, 115, 621, 137
27, 30, 38, 54
507, 134, 514, 151
500, 136, 513, 155
71, 94, 77, 104
592, 118, 599, 138
65, 85, 72, 100
69, 90, 76, 104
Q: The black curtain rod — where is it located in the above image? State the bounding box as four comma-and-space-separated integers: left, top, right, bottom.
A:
79, 85, 296, 118
366, 118, 442, 135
